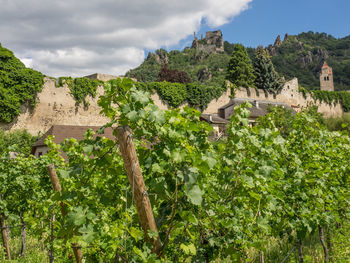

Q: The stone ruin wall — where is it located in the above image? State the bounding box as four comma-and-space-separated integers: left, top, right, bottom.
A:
203, 78, 343, 118
0, 77, 343, 135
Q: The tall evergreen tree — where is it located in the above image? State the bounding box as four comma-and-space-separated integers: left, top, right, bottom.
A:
254, 46, 284, 94
226, 44, 255, 89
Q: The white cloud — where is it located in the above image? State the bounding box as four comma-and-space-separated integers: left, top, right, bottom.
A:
0, 0, 252, 77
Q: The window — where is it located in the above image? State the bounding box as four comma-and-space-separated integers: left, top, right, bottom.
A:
327, 76, 329, 81
38, 152, 43, 157
324, 76, 327, 81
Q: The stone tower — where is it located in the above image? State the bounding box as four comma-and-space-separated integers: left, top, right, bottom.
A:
320, 61, 334, 91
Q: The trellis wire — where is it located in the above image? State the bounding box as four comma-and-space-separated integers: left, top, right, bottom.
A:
280, 246, 296, 263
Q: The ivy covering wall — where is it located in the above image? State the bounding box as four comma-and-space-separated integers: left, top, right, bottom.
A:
299, 87, 350, 112
135, 81, 226, 111
0, 43, 44, 123
57, 77, 103, 107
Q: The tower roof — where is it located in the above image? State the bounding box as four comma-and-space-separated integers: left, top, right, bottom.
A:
321, 61, 332, 75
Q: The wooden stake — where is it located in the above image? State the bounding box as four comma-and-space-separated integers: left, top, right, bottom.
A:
72, 243, 83, 263
116, 126, 162, 254
259, 251, 264, 263
49, 212, 55, 263
20, 211, 26, 258
298, 239, 304, 263
47, 164, 83, 263
0, 213, 10, 260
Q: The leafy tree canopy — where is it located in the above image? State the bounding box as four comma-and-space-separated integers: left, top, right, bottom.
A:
0, 128, 38, 155
157, 64, 191, 84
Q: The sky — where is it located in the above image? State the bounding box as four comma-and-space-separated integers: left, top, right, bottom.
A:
0, 0, 349, 77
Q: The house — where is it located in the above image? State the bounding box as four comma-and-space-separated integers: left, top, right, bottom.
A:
200, 114, 229, 139
31, 125, 115, 158
218, 98, 295, 125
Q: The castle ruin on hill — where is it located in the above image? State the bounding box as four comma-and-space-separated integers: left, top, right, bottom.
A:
191, 30, 224, 53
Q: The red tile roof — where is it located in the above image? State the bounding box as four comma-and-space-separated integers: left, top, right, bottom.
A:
322, 61, 329, 68
322, 61, 333, 75
32, 125, 115, 148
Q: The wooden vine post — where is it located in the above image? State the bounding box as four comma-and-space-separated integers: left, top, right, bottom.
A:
47, 164, 83, 263
0, 195, 10, 260
0, 215, 10, 260
116, 126, 162, 254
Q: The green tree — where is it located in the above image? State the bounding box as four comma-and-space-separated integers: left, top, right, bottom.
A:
226, 44, 256, 89
254, 46, 284, 93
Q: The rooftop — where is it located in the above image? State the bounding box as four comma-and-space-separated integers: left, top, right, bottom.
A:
200, 114, 229, 124
219, 98, 295, 119
32, 125, 115, 149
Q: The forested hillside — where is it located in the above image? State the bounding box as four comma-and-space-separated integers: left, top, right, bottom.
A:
126, 48, 230, 87
269, 32, 350, 90
126, 31, 350, 91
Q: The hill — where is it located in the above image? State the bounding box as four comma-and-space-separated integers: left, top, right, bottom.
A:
126, 31, 350, 91
268, 32, 350, 90
126, 31, 229, 88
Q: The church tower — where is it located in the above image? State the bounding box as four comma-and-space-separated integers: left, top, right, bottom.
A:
320, 61, 334, 91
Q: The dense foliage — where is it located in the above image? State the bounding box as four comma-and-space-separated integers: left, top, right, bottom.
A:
1, 78, 349, 262
0, 43, 44, 123
57, 77, 103, 107
0, 128, 38, 155
253, 46, 284, 94
157, 64, 191, 84
226, 44, 256, 89
126, 48, 229, 87
325, 113, 350, 135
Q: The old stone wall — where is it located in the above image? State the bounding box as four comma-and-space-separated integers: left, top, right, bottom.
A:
0, 78, 109, 135
202, 78, 343, 117
203, 88, 231, 114
0, 77, 343, 135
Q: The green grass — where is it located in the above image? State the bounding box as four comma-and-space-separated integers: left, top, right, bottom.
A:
1, 224, 349, 262
325, 113, 350, 134
0, 236, 47, 263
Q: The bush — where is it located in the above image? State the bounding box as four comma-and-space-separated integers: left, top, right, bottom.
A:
135, 81, 226, 110
0, 43, 44, 123
0, 128, 38, 155
157, 64, 191, 84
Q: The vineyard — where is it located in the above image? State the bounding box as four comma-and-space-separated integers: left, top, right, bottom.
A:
0, 78, 349, 262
